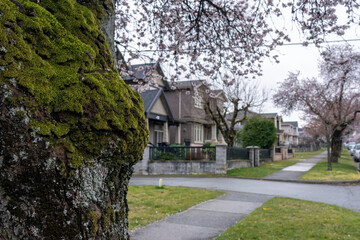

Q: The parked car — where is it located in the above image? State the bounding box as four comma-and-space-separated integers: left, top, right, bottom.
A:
347, 142, 356, 150
353, 145, 360, 162
348, 145, 355, 155
350, 143, 360, 156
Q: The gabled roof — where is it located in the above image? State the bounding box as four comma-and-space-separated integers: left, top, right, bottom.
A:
130, 62, 165, 80
115, 47, 169, 88
140, 89, 160, 113
170, 80, 206, 90
227, 111, 280, 121
227, 110, 258, 120
260, 113, 278, 118
169, 80, 226, 101
282, 121, 299, 128
140, 88, 174, 121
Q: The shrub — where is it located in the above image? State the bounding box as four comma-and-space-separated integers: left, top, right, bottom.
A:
238, 117, 277, 149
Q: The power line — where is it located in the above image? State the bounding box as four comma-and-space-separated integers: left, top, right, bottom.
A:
115, 38, 360, 53
281, 38, 360, 46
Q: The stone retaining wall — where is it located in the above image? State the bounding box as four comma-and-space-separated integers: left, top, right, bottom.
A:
133, 145, 277, 175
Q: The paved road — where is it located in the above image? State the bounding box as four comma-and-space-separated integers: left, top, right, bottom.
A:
130, 177, 360, 213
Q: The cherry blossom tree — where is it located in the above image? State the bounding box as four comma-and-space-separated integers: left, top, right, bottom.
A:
273, 45, 360, 167
115, 0, 360, 83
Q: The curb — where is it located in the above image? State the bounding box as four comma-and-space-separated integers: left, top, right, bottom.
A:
220, 176, 360, 185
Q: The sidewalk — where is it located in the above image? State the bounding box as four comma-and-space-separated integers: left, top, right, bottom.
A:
130, 192, 273, 240
263, 151, 327, 181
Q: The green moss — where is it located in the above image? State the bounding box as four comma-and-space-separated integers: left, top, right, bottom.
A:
88, 210, 100, 236
30, 120, 70, 137
103, 206, 115, 229
1, 0, 148, 172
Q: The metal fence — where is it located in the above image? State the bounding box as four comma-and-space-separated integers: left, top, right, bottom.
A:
294, 143, 324, 152
150, 146, 216, 161
260, 149, 271, 159
227, 147, 249, 160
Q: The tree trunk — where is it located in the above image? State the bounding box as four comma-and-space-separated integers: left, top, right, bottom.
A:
327, 139, 332, 171
330, 130, 343, 163
0, 1, 147, 239
225, 130, 235, 147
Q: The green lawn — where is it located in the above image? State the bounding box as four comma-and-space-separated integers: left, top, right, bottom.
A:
217, 197, 360, 240
226, 159, 298, 178
128, 185, 224, 230
292, 148, 326, 160
299, 148, 360, 181
226, 148, 326, 178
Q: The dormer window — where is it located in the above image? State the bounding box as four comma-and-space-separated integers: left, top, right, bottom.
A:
194, 95, 203, 109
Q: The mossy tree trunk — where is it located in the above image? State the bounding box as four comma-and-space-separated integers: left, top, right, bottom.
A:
0, 1, 148, 239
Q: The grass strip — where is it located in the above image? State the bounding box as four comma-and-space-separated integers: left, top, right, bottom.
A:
299, 148, 360, 181
292, 148, 326, 160
217, 197, 360, 240
128, 185, 224, 230
226, 149, 326, 178
226, 159, 298, 178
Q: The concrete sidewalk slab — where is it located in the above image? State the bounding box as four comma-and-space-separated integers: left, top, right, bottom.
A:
194, 199, 263, 214
263, 170, 305, 180
282, 162, 316, 172
264, 151, 327, 180
131, 222, 223, 240
130, 192, 273, 240
217, 191, 273, 202
166, 209, 246, 228
299, 151, 328, 163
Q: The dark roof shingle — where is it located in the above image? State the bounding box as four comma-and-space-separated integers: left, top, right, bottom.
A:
140, 89, 161, 113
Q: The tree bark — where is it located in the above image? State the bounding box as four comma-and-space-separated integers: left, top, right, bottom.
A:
326, 138, 332, 171
330, 129, 343, 163
0, 1, 147, 239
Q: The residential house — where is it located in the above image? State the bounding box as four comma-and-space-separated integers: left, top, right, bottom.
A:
165, 80, 227, 146
116, 47, 174, 146
127, 62, 169, 90
141, 88, 174, 146
281, 121, 299, 146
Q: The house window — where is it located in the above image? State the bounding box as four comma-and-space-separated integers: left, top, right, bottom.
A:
194, 95, 203, 109
194, 124, 203, 143
154, 130, 164, 146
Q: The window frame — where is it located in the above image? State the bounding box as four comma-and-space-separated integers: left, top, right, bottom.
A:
194, 95, 203, 109
194, 124, 204, 143
154, 130, 164, 146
